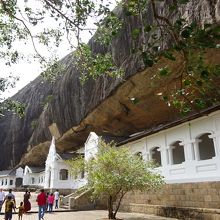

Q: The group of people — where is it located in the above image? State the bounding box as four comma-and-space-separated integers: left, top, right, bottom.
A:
0, 188, 25, 220
37, 189, 60, 220
0, 188, 60, 220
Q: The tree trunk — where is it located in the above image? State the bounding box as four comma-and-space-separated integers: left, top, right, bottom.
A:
108, 195, 115, 219
113, 192, 126, 219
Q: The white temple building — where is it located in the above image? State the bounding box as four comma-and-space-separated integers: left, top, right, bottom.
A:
22, 137, 86, 190
44, 137, 86, 190
1, 109, 220, 190
0, 167, 23, 189
119, 109, 220, 183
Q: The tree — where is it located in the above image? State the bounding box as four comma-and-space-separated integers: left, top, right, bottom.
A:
0, 0, 119, 115
0, 0, 219, 115
68, 140, 164, 219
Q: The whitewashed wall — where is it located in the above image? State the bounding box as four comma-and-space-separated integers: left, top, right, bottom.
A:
23, 168, 45, 187
84, 132, 99, 161
44, 137, 88, 190
0, 176, 16, 189
125, 110, 220, 183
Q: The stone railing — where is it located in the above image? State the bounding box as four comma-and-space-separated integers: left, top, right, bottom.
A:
60, 186, 87, 207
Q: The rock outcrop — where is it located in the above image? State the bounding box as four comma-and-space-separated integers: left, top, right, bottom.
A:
0, 0, 219, 169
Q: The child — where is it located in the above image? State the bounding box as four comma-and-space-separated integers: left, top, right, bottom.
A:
17, 202, 25, 220
5, 196, 15, 220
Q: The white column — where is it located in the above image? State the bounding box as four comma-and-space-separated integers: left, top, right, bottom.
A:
192, 139, 201, 161
50, 167, 58, 189
44, 167, 50, 189
143, 139, 148, 161
160, 148, 168, 166
167, 146, 175, 165
180, 140, 195, 161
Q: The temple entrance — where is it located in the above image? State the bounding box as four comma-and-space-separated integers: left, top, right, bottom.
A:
15, 178, 23, 187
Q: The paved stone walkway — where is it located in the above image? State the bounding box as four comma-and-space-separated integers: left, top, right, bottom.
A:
0, 191, 177, 219
0, 210, 177, 220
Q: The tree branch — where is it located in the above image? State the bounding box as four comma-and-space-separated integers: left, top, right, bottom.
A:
0, 0, 45, 61
150, 0, 179, 45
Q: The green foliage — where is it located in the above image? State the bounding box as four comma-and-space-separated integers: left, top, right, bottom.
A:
87, 140, 164, 196
130, 97, 140, 105
161, 50, 220, 115
41, 58, 66, 82
68, 139, 164, 219
159, 67, 171, 76
41, 94, 54, 110
66, 155, 85, 178
0, 100, 26, 118
31, 119, 38, 129
74, 43, 124, 83
0, 74, 24, 118
0, 0, 219, 116
95, 13, 123, 45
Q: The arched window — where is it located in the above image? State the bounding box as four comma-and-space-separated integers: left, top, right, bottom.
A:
170, 141, 185, 165
150, 147, 161, 166
59, 169, 68, 180
197, 133, 215, 160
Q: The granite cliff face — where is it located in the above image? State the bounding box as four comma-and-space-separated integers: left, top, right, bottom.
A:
0, 0, 219, 169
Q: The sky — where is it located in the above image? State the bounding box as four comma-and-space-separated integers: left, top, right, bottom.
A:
1, 0, 116, 99
1, 39, 73, 98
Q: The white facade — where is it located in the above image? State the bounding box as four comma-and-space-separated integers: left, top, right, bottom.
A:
44, 137, 86, 190
2, 110, 219, 191
23, 166, 45, 187
84, 132, 99, 161
0, 167, 23, 189
124, 110, 220, 183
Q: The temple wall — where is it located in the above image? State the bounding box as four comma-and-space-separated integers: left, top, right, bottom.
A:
119, 181, 220, 219
124, 110, 220, 183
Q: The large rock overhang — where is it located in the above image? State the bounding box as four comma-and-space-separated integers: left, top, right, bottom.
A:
19, 48, 220, 167
0, 0, 219, 169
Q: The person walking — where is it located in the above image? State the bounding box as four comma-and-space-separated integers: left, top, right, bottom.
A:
54, 189, 59, 209
45, 192, 49, 212
23, 190, 31, 212
4, 189, 16, 208
17, 202, 25, 220
36, 189, 47, 220
47, 193, 55, 213
4, 195, 15, 220
0, 188, 5, 213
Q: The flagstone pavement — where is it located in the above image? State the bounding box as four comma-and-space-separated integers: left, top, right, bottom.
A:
0, 191, 177, 220
0, 210, 178, 220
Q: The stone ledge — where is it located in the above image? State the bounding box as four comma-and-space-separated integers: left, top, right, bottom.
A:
120, 203, 220, 219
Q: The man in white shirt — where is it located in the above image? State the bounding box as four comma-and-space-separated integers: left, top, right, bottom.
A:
54, 189, 59, 209
4, 189, 16, 207
0, 188, 5, 212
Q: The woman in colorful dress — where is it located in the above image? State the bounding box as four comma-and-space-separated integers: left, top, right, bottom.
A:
23, 190, 31, 212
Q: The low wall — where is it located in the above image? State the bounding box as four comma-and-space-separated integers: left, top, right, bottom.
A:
119, 181, 220, 219
69, 190, 107, 210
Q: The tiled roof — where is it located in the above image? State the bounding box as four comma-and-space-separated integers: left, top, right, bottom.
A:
100, 134, 127, 144
58, 153, 77, 160
28, 167, 45, 173
0, 169, 16, 176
